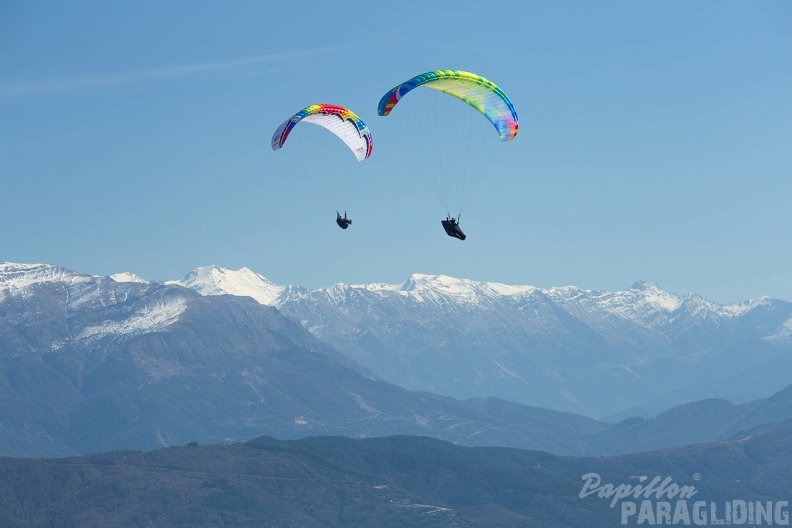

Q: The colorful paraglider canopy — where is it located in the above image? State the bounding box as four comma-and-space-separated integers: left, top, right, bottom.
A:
377, 70, 518, 141
271, 104, 373, 161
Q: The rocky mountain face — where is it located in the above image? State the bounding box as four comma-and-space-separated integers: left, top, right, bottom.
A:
172, 266, 792, 417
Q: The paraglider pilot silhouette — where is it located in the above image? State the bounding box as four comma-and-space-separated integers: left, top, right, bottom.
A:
336, 211, 352, 229
441, 215, 466, 240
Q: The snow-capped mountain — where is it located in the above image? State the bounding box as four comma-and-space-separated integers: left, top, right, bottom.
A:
1, 262, 184, 342
110, 271, 149, 284
171, 267, 792, 417
166, 265, 284, 305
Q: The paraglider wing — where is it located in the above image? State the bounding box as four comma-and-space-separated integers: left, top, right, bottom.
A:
377, 70, 518, 141
271, 104, 373, 161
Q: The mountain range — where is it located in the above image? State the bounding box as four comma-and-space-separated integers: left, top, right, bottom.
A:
2, 261, 792, 459
0, 262, 604, 457
168, 265, 792, 417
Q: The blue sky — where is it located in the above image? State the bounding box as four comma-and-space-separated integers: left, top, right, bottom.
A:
1, 1, 791, 302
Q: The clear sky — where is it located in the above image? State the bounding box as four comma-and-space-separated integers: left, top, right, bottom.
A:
1, 1, 791, 303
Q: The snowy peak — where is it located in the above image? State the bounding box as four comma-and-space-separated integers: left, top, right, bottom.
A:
400, 273, 537, 303
168, 265, 284, 306
630, 280, 658, 291
721, 295, 774, 317
399, 273, 478, 304
401, 273, 466, 292
629, 281, 682, 312
110, 272, 149, 284
0, 261, 93, 300
0, 262, 189, 343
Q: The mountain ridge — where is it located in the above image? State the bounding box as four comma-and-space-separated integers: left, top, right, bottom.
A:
6, 260, 790, 417
167, 264, 792, 416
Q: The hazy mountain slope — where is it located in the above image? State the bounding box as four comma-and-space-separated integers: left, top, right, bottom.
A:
172, 266, 792, 417
591, 385, 792, 455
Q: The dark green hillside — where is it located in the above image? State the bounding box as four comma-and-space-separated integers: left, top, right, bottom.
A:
1, 427, 791, 527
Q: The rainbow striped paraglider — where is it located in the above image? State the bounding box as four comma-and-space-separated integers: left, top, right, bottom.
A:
377, 70, 519, 240
271, 104, 373, 161
378, 70, 518, 141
